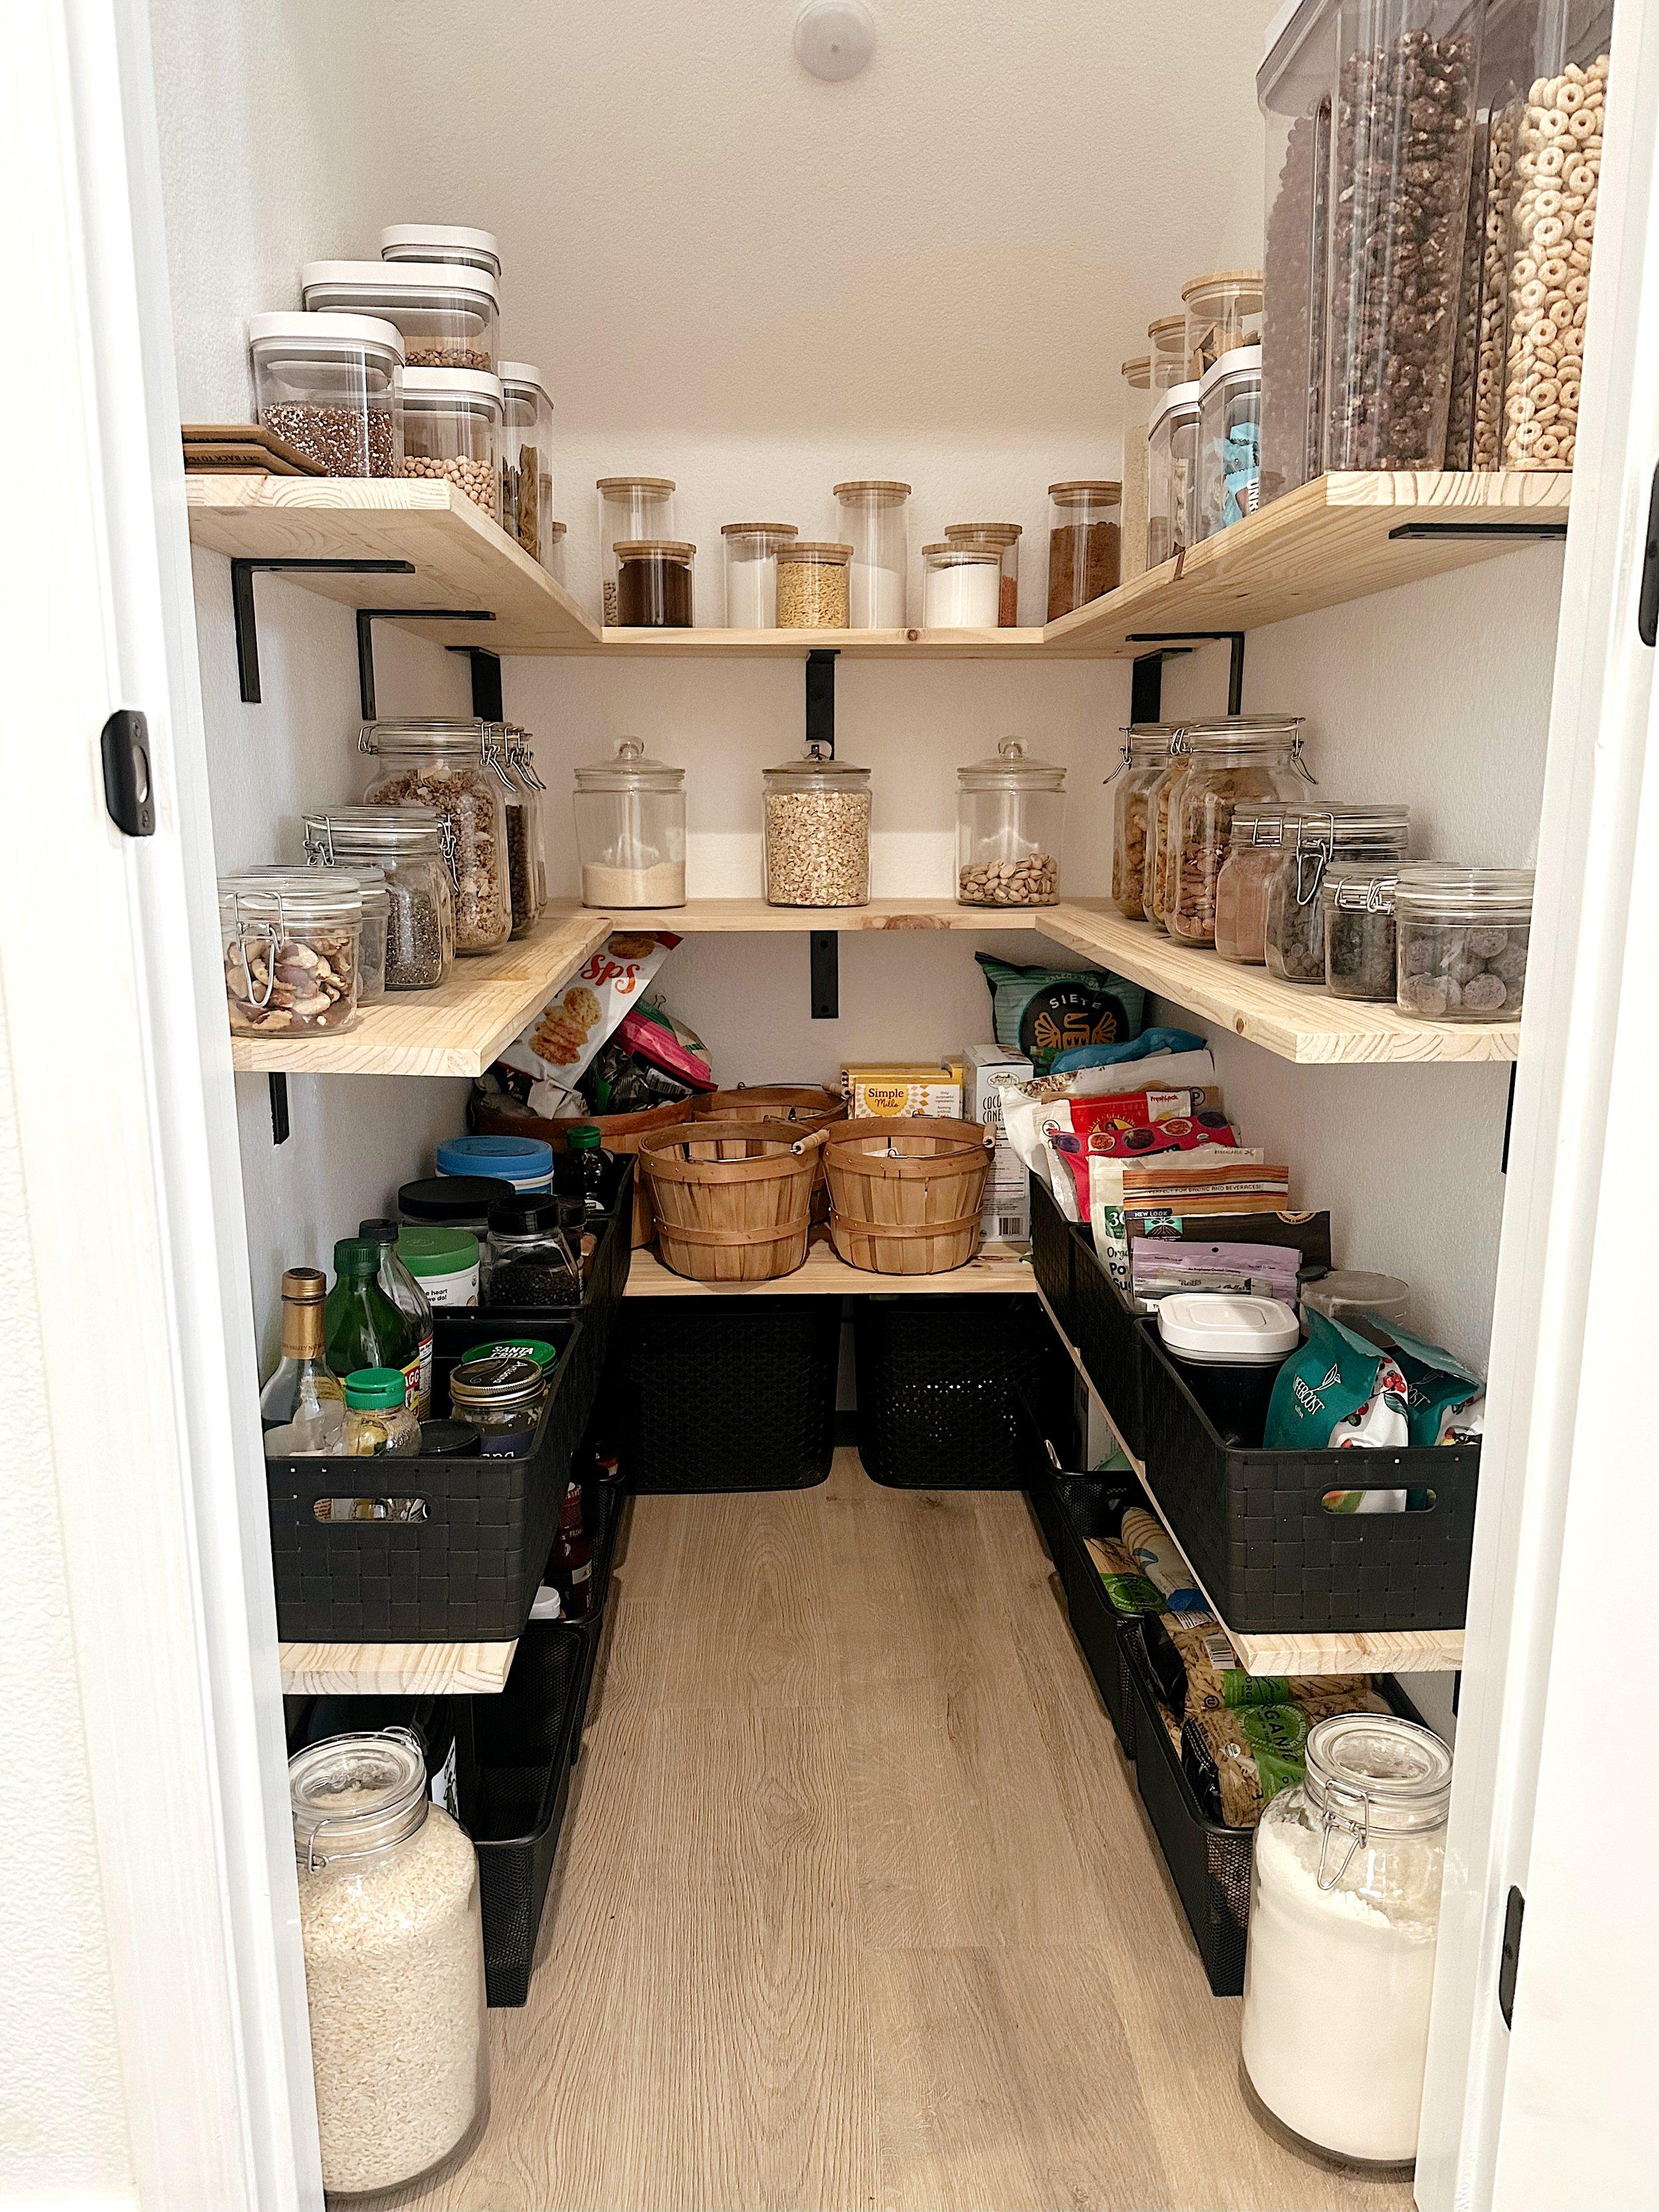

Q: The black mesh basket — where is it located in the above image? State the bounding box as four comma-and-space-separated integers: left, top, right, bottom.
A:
1046, 1474, 1151, 1758
1066, 1214, 1156, 1462
854, 1293, 1072, 1487
1029, 1172, 1074, 1339
605, 1296, 841, 1491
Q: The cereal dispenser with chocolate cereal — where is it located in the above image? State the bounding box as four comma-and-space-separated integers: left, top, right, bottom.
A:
957, 738, 1064, 908
1258, 1, 1337, 502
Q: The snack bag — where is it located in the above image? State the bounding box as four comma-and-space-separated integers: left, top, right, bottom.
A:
1143, 1612, 1358, 1717
500, 932, 678, 1106
1386, 1325, 1486, 1444
1082, 1536, 1165, 1617
975, 953, 1145, 1074
1088, 1148, 1265, 1284
1265, 1308, 1411, 1512
1052, 1096, 1241, 1218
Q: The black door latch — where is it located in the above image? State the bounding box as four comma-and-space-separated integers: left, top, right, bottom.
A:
1639, 461, 1659, 647
1498, 1884, 1525, 2028
102, 709, 155, 837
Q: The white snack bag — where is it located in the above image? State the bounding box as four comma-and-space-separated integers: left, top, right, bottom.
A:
498, 930, 678, 1102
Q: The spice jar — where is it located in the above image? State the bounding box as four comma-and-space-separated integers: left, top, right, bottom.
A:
946, 523, 1022, 626
498, 362, 553, 562
597, 477, 677, 624
379, 223, 502, 281
763, 740, 871, 907
1109, 723, 1181, 922
1147, 384, 1200, 566
1196, 345, 1263, 541
1323, 862, 1403, 1001
338, 1367, 420, 1457
834, 481, 910, 627
1167, 719, 1309, 947
1212, 803, 1287, 963
359, 719, 512, 955
1118, 359, 1153, 586
302, 805, 456, 993
923, 541, 1002, 630
248, 312, 404, 478
1181, 268, 1265, 378
219, 874, 362, 1038
301, 259, 500, 372
574, 738, 686, 908
721, 523, 798, 628
481, 1194, 583, 1308
448, 1353, 545, 1454
1395, 863, 1532, 1020
1046, 482, 1121, 620
777, 541, 853, 628
290, 1727, 488, 2198
495, 726, 544, 937
1242, 1713, 1453, 2166
614, 539, 695, 628
956, 738, 1063, 908
1143, 730, 1192, 932
398, 368, 502, 514
1265, 803, 1409, 983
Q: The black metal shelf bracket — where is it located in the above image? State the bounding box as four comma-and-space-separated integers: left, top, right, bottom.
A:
269, 1072, 290, 1146
230, 559, 413, 705
804, 650, 841, 1014
1128, 630, 1248, 719
356, 608, 496, 721
1388, 520, 1568, 541
810, 932, 839, 1019
449, 645, 504, 721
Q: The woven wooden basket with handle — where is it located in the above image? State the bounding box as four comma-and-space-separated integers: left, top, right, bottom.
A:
636, 1119, 819, 1283
807, 1116, 996, 1276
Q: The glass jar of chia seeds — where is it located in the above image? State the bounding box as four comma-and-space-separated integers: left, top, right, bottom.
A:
1323, 863, 1403, 1001
1264, 802, 1409, 984
303, 805, 457, 992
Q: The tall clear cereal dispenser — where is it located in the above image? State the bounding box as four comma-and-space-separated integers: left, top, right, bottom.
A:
833, 481, 911, 626
290, 1730, 489, 2199
1119, 358, 1153, 585
1259, 1, 1338, 502
575, 738, 687, 910
956, 738, 1064, 908
1242, 1714, 1453, 2167
596, 477, 677, 624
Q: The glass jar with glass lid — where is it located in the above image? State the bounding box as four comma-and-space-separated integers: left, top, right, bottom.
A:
1242, 1712, 1453, 2166
1167, 717, 1310, 945
485, 725, 543, 939
289, 1727, 489, 2198
508, 727, 550, 910
229, 863, 388, 1002
1264, 802, 1410, 983
218, 874, 363, 1039
957, 738, 1064, 907
1108, 723, 1177, 920
763, 741, 870, 907
303, 804, 456, 991
1212, 802, 1288, 963
1322, 861, 1403, 1001
575, 737, 686, 909
1395, 864, 1533, 1022
358, 719, 513, 955
1142, 729, 1192, 933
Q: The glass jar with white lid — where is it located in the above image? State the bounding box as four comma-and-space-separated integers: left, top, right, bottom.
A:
399, 368, 502, 516
575, 738, 687, 909
379, 223, 502, 282
923, 542, 1002, 630
1395, 863, 1533, 1020
359, 719, 513, 955
301, 259, 500, 372
218, 874, 364, 1039
597, 477, 677, 623
721, 523, 798, 628
833, 480, 910, 626
1264, 802, 1410, 983
247, 312, 404, 477
1148, 383, 1201, 566
303, 805, 457, 992
763, 742, 870, 907
957, 738, 1063, 908
1242, 1712, 1453, 2167
498, 362, 553, 563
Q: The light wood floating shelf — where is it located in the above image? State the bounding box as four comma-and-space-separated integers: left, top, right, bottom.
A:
186, 470, 1568, 659
279, 1639, 516, 1696
228, 910, 611, 1077
544, 897, 1050, 934
626, 1235, 1035, 1296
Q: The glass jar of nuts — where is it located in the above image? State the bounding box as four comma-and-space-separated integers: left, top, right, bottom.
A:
219, 874, 364, 1040
1167, 717, 1308, 947
957, 738, 1064, 908
1108, 723, 1179, 921
1394, 864, 1532, 1022
762, 741, 871, 908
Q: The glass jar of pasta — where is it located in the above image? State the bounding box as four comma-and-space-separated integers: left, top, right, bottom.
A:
359, 719, 514, 955
1143, 730, 1192, 933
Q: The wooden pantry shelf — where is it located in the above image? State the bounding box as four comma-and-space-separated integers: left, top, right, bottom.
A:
1043, 900, 1522, 1064
626, 1235, 1036, 1296
544, 896, 1052, 933
279, 1638, 516, 1696
227, 910, 611, 1077
597, 625, 1052, 657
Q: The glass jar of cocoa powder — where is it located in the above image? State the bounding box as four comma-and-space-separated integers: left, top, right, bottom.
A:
1046, 481, 1121, 620
1213, 801, 1288, 963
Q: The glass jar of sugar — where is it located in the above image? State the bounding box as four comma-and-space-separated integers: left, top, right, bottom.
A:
922, 541, 1002, 630
574, 738, 687, 909
834, 480, 910, 626
721, 523, 798, 628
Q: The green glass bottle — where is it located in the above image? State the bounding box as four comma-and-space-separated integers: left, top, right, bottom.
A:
325, 1237, 417, 1404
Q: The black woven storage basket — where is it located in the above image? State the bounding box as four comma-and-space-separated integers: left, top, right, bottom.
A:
605, 1296, 841, 1491
1045, 1474, 1151, 1758
1066, 1210, 1156, 1462
1138, 1326, 1480, 1637
266, 1320, 583, 1642
854, 1292, 1072, 1488
1029, 1171, 1074, 1340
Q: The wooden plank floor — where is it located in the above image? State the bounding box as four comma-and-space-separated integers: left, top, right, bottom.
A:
394, 1454, 1415, 2212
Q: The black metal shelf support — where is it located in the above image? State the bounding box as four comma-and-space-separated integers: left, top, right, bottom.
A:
1128, 630, 1248, 719
356, 608, 496, 721
1388, 520, 1568, 541
805, 650, 841, 1015
230, 559, 413, 705
269, 1073, 290, 1146
451, 645, 504, 721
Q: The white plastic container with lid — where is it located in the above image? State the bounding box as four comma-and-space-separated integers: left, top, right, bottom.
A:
247, 311, 404, 477
1147, 381, 1201, 567
956, 737, 1064, 908
721, 523, 798, 628
398, 368, 502, 515
301, 259, 500, 372
922, 542, 1001, 630
379, 223, 502, 281
833, 480, 910, 626
597, 477, 677, 624
575, 738, 687, 909
1157, 1291, 1301, 1447
498, 362, 554, 563
1196, 344, 1263, 541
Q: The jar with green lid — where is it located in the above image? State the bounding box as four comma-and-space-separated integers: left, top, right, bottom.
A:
1142, 730, 1191, 932
1265, 803, 1410, 985
1396, 864, 1532, 1021
1323, 862, 1403, 1002
396, 1227, 480, 1308
340, 1367, 419, 1457
1108, 723, 1179, 921
459, 1336, 560, 1399
1213, 802, 1287, 963
448, 1353, 544, 1454
1167, 718, 1310, 946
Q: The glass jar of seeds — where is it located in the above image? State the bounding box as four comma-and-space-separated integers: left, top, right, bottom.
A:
1264, 803, 1409, 984
1323, 861, 1402, 1001
1395, 864, 1533, 1022
303, 805, 456, 992
763, 741, 871, 907
247, 311, 405, 477
398, 368, 502, 516
777, 541, 853, 628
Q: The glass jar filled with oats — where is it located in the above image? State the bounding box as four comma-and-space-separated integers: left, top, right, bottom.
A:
763, 740, 871, 907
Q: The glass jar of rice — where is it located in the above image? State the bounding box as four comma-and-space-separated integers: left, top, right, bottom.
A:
289, 1728, 488, 2197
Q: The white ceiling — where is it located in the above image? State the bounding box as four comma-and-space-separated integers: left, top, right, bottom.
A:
258, 0, 1276, 439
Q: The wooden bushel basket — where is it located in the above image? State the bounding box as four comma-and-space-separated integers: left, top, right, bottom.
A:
694, 1086, 847, 1222
808, 1116, 996, 1276
636, 1119, 818, 1283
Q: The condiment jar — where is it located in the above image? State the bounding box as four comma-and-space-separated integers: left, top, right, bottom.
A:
1167, 718, 1309, 946
762, 741, 871, 907
574, 738, 687, 910
1107, 723, 1176, 921
359, 719, 513, 955
1143, 729, 1192, 932
338, 1367, 420, 1456
614, 539, 695, 628
289, 1728, 488, 2198
448, 1353, 545, 1455
247, 311, 404, 477
721, 523, 798, 629
1046, 482, 1121, 620
956, 738, 1063, 908
834, 481, 910, 627
219, 874, 363, 1039
303, 805, 456, 993
301, 258, 500, 372
396, 1227, 480, 1309
399, 1174, 511, 1239
396, 368, 502, 514
481, 1194, 583, 1309
945, 523, 1022, 626
597, 476, 677, 624
1242, 1714, 1453, 2166
459, 1334, 562, 1401
777, 541, 853, 629
498, 362, 553, 563
1212, 803, 1287, 963
493, 725, 544, 937
1264, 804, 1409, 984
435, 1133, 554, 1194
1395, 864, 1533, 1022
1322, 862, 1403, 1002
379, 223, 502, 281
1148, 383, 1200, 565
1196, 344, 1263, 541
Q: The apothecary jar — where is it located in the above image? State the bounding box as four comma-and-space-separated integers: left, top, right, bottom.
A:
957, 737, 1064, 908
290, 1728, 489, 2199
763, 741, 871, 907
575, 738, 687, 909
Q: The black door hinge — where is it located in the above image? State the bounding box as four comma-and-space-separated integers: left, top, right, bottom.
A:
102, 710, 155, 837
1498, 1884, 1525, 2027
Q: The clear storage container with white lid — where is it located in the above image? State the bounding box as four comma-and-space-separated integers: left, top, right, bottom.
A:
1196, 345, 1263, 541
956, 737, 1063, 908
302, 805, 456, 992
358, 719, 513, 955
833, 480, 910, 627
1395, 862, 1532, 1020
398, 368, 501, 516
597, 477, 677, 624
301, 259, 500, 372
1181, 269, 1265, 378
498, 362, 553, 563
1147, 384, 1200, 567
1119, 358, 1153, 586
721, 523, 798, 628
575, 738, 687, 910
247, 311, 404, 477
379, 223, 502, 281
1258, 0, 1338, 503
218, 872, 363, 1039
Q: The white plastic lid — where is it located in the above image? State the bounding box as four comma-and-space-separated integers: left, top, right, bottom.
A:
1149, 380, 1202, 433
400, 366, 504, 412
1158, 1292, 1300, 1364
301, 259, 500, 310
247, 311, 405, 362
380, 222, 500, 267
499, 361, 552, 405
1198, 343, 1263, 397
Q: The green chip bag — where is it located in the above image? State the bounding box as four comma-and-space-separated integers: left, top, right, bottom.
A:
1264, 1308, 1410, 1451
975, 953, 1146, 1074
